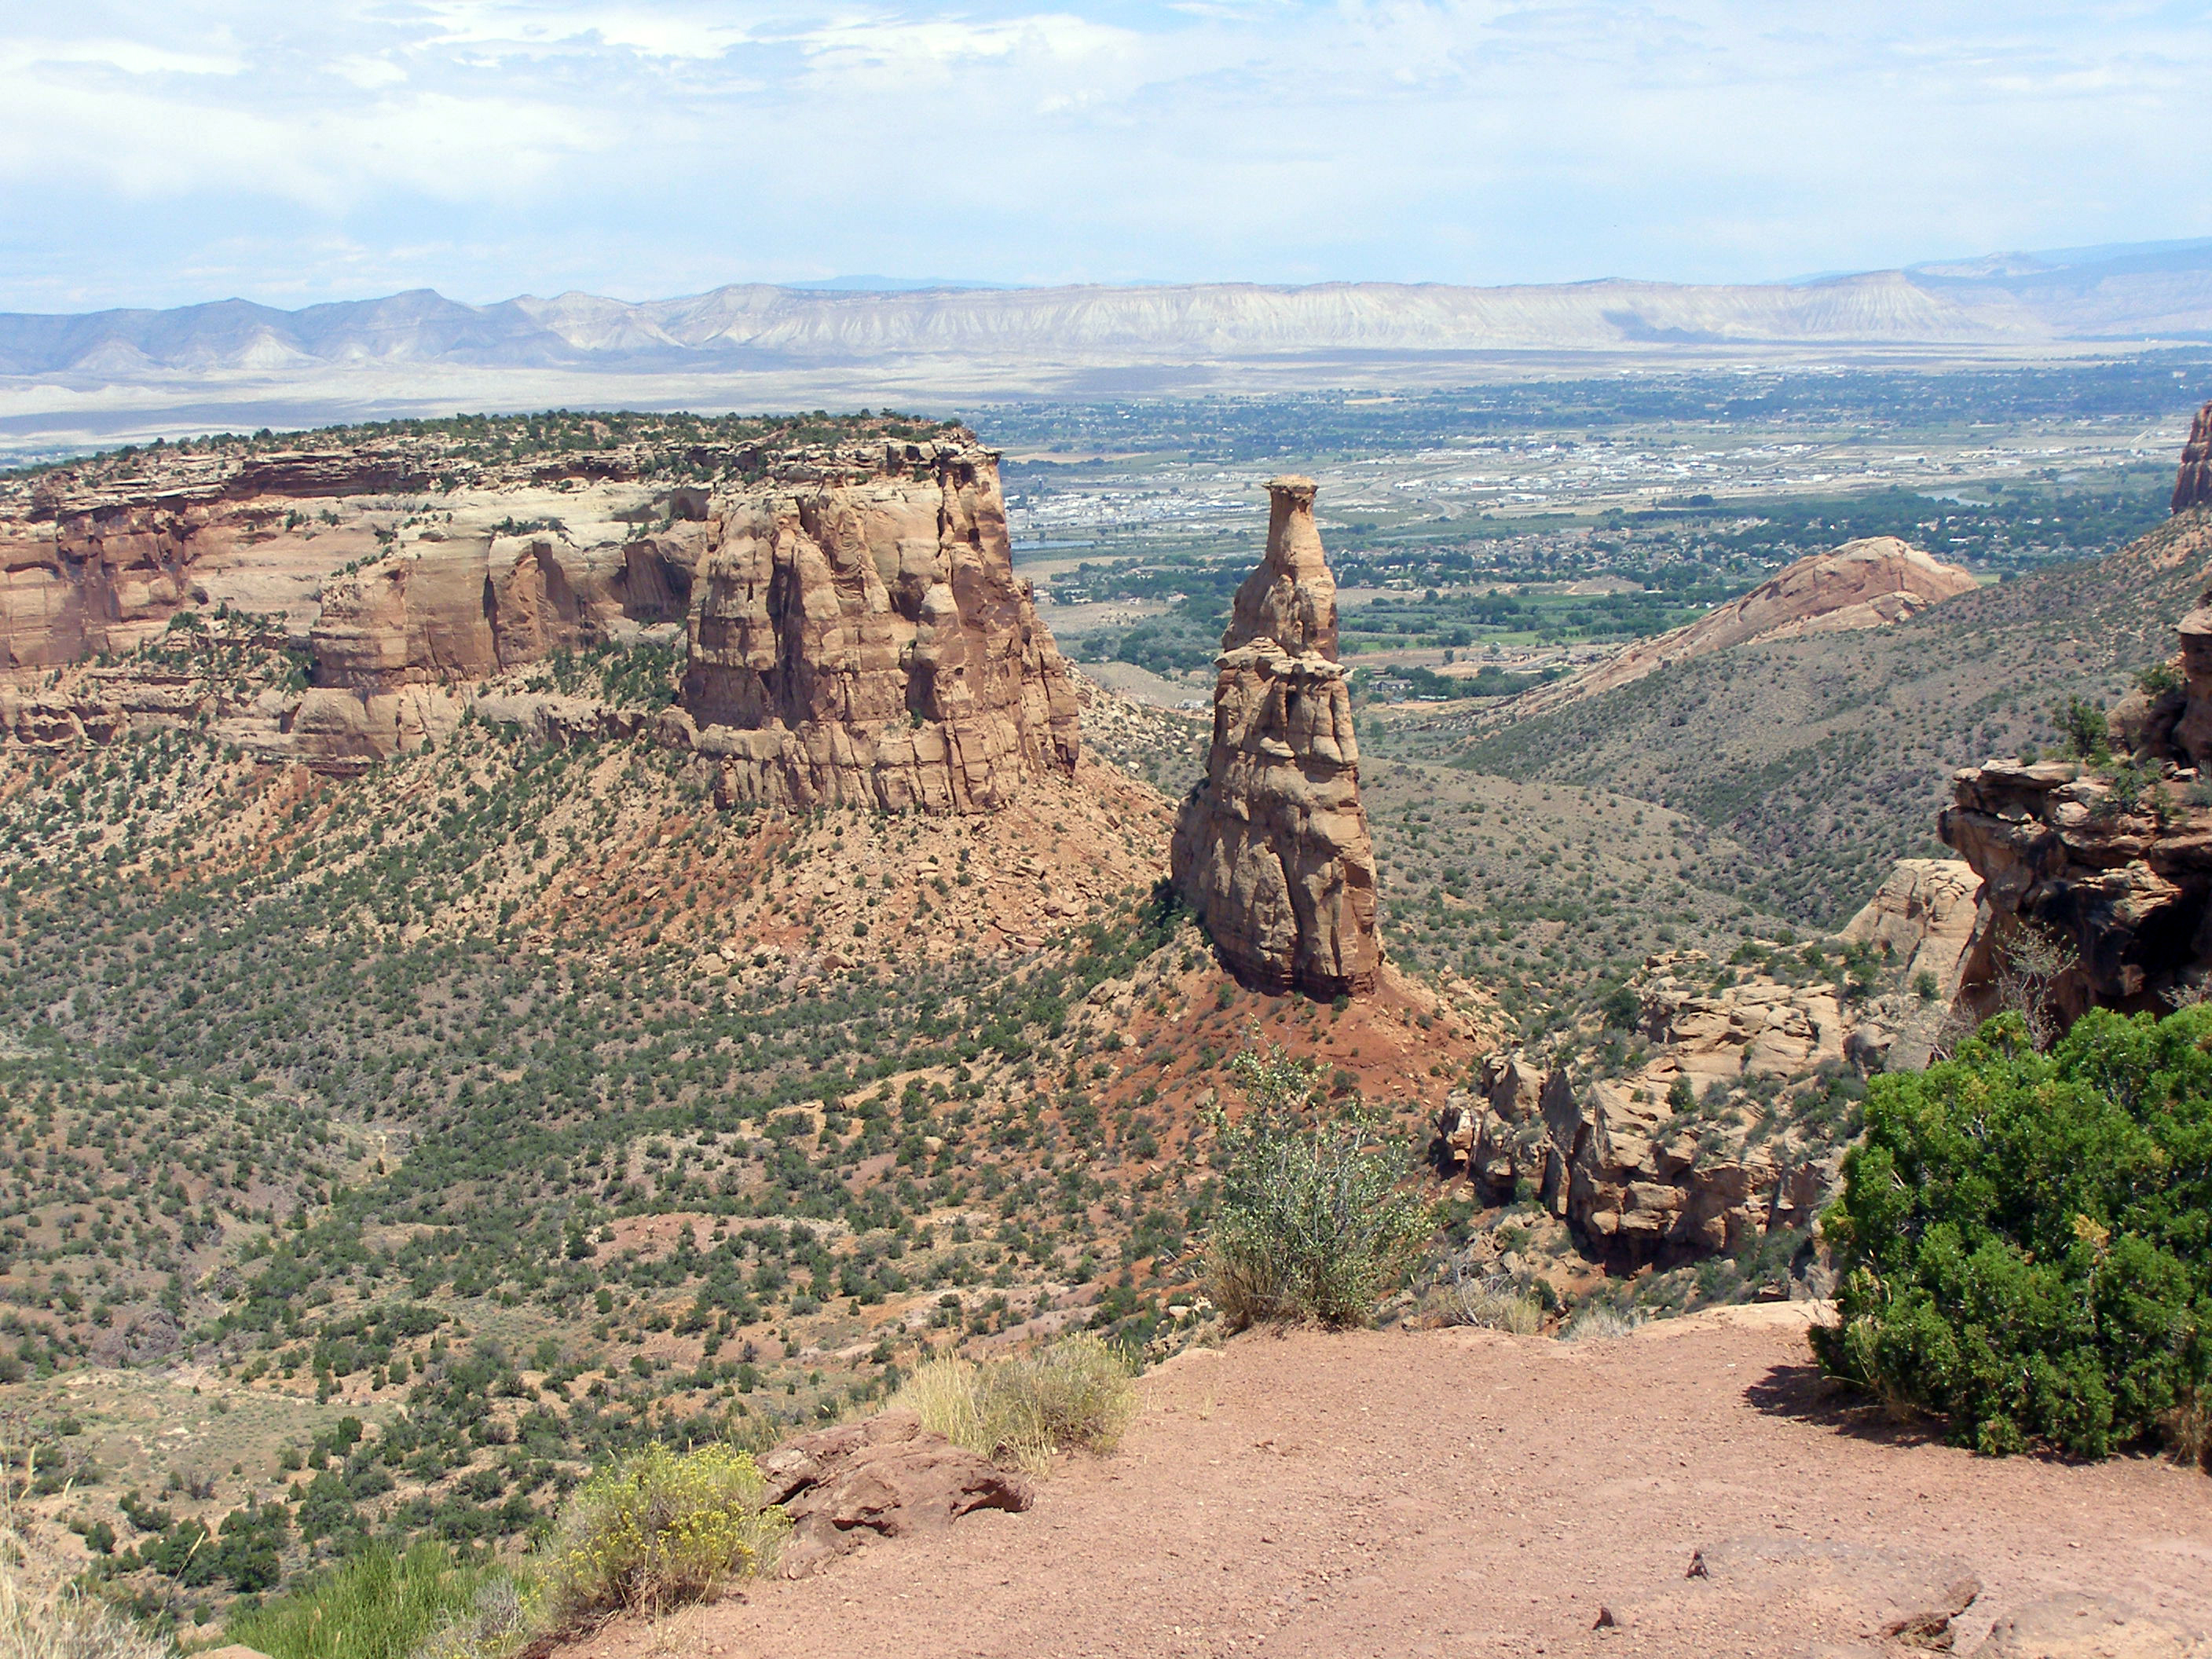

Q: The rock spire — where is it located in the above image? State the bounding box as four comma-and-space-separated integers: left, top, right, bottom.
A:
1171, 475, 1381, 998
2176, 400, 2212, 515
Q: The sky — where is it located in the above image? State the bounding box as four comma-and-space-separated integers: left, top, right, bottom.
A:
1, 1, 2209, 313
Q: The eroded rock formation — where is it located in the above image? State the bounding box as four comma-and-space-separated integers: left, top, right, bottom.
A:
1170, 477, 1380, 998
1, 423, 1082, 810
759, 1409, 1031, 1579
678, 443, 1079, 813
1942, 440, 2212, 1023
2174, 399, 2212, 515
1440, 859, 1979, 1265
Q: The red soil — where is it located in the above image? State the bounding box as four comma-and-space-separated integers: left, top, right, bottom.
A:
558, 1306, 2212, 1658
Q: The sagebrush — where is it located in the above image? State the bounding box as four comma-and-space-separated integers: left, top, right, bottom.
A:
1203, 1045, 1435, 1329
543, 1443, 787, 1621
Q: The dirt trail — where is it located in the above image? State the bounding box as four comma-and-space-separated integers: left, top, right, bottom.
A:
565, 1306, 2212, 1658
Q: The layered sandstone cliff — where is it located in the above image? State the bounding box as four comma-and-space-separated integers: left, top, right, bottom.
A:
676, 443, 1079, 813
1170, 478, 1380, 998
0, 421, 1081, 810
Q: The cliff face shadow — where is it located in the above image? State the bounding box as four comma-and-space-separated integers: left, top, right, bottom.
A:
1744, 1361, 1957, 1451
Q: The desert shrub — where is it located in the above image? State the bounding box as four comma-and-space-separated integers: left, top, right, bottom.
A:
226, 1540, 496, 1659
1559, 1302, 1643, 1342
542, 1444, 786, 1622
1202, 1045, 1436, 1329
2058, 695, 2111, 763
1815, 1007, 2212, 1460
892, 1334, 1137, 1473
1449, 1269, 1545, 1335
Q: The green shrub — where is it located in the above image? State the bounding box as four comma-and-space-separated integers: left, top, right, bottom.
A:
1815, 1007, 2212, 1460
223, 1540, 493, 1659
1202, 1045, 1435, 1329
892, 1334, 1137, 1473
542, 1444, 786, 1622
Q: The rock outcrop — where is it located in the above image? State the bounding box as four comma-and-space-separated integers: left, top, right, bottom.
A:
2174, 399, 2212, 515
759, 1409, 1030, 1578
2, 420, 1083, 811
679, 442, 1079, 813
1440, 861, 1979, 1265
1525, 537, 1977, 710
1939, 758, 2212, 1022
1170, 477, 1380, 998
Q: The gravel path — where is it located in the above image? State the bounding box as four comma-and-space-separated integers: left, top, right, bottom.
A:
566, 1306, 2212, 1658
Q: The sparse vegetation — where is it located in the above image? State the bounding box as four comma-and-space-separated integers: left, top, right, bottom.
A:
1202, 1046, 1435, 1329
892, 1335, 1137, 1473
541, 1443, 786, 1622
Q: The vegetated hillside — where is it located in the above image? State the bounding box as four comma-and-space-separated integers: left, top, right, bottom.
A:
1361, 762, 1793, 1038
1426, 510, 2212, 926
0, 676, 1485, 1629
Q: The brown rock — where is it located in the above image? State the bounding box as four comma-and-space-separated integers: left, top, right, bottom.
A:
1170, 476, 1381, 998
1839, 858, 1981, 1001
2175, 400, 2212, 516
683, 439, 1079, 812
759, 1408, 1031, 1577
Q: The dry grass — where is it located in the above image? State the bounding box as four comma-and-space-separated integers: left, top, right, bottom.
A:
1559, 1304, 1644, 1343
0, 1495, 172, 1659
892, 1335, 1138, 1475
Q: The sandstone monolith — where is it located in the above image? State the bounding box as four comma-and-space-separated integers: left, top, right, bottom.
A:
2174, 400, 2212, 515
1171, 476, 1380, 998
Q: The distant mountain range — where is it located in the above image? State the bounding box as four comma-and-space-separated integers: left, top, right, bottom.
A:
1, 239, 2207, 462
5, 239, 2210, 383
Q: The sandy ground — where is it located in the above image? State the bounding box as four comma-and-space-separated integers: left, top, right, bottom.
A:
562, 1306, 2212, 1659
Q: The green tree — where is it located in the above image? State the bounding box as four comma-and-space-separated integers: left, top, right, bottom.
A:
1815, 1007, 2212, 1459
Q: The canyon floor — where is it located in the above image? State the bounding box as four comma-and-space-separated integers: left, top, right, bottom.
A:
558, 1309, 2212, 1659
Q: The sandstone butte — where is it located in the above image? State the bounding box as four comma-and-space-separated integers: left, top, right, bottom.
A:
0, 429, 1080, 813
1171, 476, 1382, 1000
1519, 535, 1978, 712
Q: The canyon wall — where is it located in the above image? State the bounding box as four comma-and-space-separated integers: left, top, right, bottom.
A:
1171, 477, 1380, 998
0, 427, 1082, 811
678, 442, 1079, 812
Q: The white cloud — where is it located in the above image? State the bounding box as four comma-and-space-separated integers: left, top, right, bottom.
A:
0, 1, 2207, 307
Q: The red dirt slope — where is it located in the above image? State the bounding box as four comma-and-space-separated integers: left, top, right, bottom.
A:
559, 1307, 2212, 1658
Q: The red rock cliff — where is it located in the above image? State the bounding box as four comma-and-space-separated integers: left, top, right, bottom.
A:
676, 438, 1080, 812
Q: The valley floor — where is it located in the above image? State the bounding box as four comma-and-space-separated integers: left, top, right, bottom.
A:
558, 1311, 2212, 1658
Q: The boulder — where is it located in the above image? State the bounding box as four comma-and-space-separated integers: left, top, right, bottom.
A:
759, 1409, 1031, 1577
1839, 858, 1981, 1002
1171, 476, 1381, 998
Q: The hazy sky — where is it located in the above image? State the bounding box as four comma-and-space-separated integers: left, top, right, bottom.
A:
2, 1, 2209, 311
